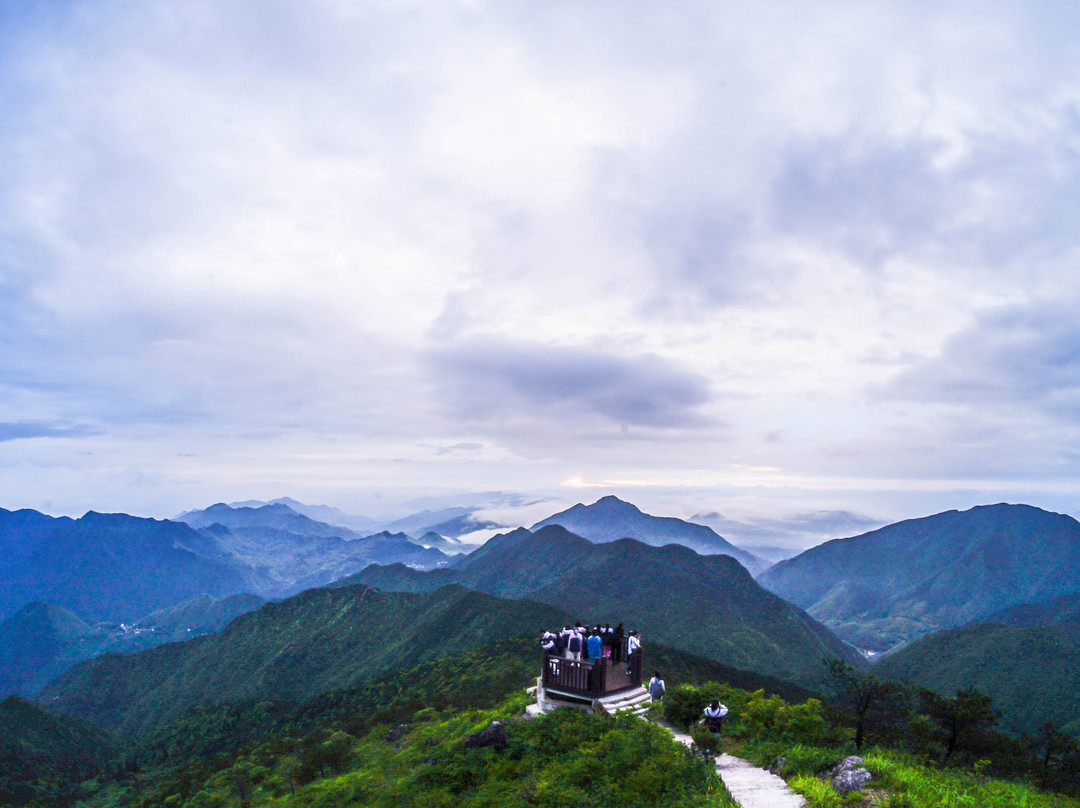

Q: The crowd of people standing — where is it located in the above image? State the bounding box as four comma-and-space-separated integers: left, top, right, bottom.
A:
540, 622, 641, 672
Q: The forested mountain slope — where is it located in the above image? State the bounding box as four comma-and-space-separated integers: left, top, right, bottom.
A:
874, 622, 1080, 737
38, 584, 568, 736
344, 524, 861, 683
758, 504, 1080, 651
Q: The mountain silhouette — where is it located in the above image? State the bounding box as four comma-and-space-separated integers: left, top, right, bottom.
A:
531, 496, 766, 574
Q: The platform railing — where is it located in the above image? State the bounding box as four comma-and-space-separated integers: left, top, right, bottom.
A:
541, 647, 641, 697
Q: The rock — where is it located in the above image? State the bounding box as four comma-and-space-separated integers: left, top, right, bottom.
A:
464, 720, 509, 751
830, 756, 871, 795
830, 756, 865, 776
385, 723, 409, 743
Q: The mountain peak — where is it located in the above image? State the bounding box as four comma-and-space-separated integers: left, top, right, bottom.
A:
530, 497, 766, 574
590, 495, 641, 512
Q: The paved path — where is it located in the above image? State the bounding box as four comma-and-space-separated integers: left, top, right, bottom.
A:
663, 724, 806, 808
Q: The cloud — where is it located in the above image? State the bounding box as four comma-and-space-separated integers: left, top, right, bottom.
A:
427, 340, 718, 433
884, 299, 1080, 417
691, 508, 885, 549
0, 421, 95, 442
2, 0, 1080, 526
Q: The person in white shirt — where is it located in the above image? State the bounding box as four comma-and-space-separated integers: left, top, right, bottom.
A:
565, 628, 583, 661
625, 631, 641, 675
703, 700, 729, 735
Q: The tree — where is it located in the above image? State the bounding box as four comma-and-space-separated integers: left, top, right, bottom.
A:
824, 658, 914, 750
921, 687, 998, 764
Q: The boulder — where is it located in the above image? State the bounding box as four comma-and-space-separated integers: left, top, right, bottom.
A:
464, 720, 509, 751
385, 723, 409, 743
830, 756, 871, 795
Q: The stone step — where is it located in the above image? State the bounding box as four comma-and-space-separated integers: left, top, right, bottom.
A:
597, 686, 651, 715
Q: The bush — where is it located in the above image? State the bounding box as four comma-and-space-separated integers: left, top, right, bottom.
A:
664, 683, 748, 732
742, 691, 832, 744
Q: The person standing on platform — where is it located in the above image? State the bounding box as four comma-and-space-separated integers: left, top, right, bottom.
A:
612, 623, 625, 663
626, 631, 641, 675
587, 627, 603, 667
566, 627, 583, 661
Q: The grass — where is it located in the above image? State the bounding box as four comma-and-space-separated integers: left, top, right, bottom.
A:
782, 748, 1080, 808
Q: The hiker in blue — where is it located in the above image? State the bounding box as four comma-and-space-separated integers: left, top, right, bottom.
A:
586, 627, 603, 666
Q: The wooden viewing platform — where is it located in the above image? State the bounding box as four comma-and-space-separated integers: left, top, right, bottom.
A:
540, 648, 643, 700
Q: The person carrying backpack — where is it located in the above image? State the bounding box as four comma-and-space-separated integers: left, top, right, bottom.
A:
566, 628, 583, 661
703, 700, 728, 735
648, 672, 666, 701
541, 631, 556, 655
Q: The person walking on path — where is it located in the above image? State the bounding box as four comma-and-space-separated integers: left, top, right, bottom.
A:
648, 672, 666, 701
703, 699, 728, 735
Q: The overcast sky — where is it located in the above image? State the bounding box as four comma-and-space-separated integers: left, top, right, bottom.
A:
3, 0, 1080, 548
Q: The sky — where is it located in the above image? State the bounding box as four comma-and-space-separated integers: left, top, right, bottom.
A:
2, 0, 1080, 549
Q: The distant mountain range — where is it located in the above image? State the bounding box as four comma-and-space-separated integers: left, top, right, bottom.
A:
178, 503, 450, 594
229, 497, 382, 533
213, 499, 492, 545
758, 504, 1080, 651
0, 510, 254, 624
0, 504, 451, 696
531, 496, 767, 574
177, 502, 366, 539
341, 524, 861, 685
0, 503, 451, 621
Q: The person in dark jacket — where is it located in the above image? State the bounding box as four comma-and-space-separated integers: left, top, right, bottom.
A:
612, 623, 625, 663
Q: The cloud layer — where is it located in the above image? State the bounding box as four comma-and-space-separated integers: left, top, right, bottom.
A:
2, 0, 1080, 532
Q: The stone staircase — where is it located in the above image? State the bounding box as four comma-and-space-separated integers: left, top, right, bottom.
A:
596, 686, 651, 717
525, 684, 805, 807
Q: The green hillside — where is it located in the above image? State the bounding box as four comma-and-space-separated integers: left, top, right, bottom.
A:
874, 622, 1080, 737
39, 583, 569, 736
0, 695, 116, 807
343, 524, 863, 684
0, 594, 265, 698
758, 503, 1080, 651
984, 591, 1080, 644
